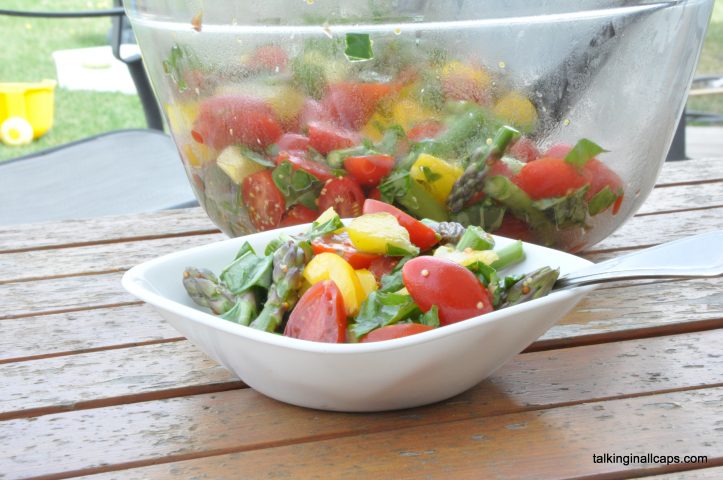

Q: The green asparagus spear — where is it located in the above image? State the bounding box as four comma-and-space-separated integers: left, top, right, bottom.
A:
422, 220, 466, 245
502, 266, 560, 307
446, 125, 520, 213
221, 291, 258, 326
456, 225, 495, 251
182, 267, 238, 315
249, 240, 309, 333
490, 240, 525, 270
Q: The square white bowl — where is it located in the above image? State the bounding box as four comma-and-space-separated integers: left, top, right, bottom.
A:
122, 224, 595, 412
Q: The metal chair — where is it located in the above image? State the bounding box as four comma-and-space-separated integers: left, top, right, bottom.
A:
0, 3, 196, 226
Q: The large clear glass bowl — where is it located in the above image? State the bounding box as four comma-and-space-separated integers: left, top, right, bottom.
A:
125, 0, 713, 252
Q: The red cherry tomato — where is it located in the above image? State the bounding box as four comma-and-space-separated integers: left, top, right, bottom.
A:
299, 99, 333, 126
284, 281, 347, 343
545, 143, 573, 159
494, 215, 535, 243
441, 75, 489, 105
279, 205, 319, 227
311, 231, 381, 269
360, 323, 435, 343
368, 187, 382, 201
362, 199, 439, 250
192, 95, 283, 150
508, 138, 540, 163
275, 150, 335, 182
343, 154, 395, 187
275, 133, 310, 153
241, 170, 285, 231
307, 122, 360, 155
318, 177, 365, 218
487, 159, 515, 179
582, 159, 625, 214
322, 82, 392, 129
247, 45, 288, 72
402, 256, 493, 326
407, 120, 445, 142
367, 256, 400, 281
514, 157, 589, 200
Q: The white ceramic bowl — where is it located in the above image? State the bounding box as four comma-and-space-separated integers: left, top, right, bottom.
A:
122, 224, 595, 412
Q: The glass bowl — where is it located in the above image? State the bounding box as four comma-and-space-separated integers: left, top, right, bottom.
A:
125, 0, 714, 252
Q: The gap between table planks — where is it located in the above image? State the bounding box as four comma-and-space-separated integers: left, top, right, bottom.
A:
2, 329, 721, 479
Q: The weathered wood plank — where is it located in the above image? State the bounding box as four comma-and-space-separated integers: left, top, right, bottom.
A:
0, 341, 240, 420
73, 388, 723, 480
0, 207, 216, 253
0, 304, 178, 363
655, 156, 723, 186
587, 206, 723, 252
0, 232, 225, 284
636, 181, 723, 216
644, 466, 723, 479
0, 272, 135, 320
3, 330, 721, 479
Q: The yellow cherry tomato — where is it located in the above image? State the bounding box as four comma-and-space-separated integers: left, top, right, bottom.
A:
355, 269, 378, 298
410, 153, 464, 203
303, 252, 366, 316
493, 92, 538, 131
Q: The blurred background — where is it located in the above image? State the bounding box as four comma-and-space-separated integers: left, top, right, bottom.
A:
0, 0, 720, 162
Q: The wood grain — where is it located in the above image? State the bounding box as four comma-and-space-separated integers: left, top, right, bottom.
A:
0, 232, 225, 284
3, 330, 721, 479
636, 181, 723, 216
72, 388, 723, 480
644, 466, 723, 479
0, 304, 178, 363
0, 341, 240, 420
654, 157, 723, 186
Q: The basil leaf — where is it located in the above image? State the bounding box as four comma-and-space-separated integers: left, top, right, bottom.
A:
376, 125, 407, 156
379, 170, 411, 201
379, 256, 414, 293
220, 296, 257, 326
386, 243, 417, 257
421, 165, 442, 183
307, 215, 344, 240
272, 161, 323, 210
220, 251, 273, 294
234, 241, 255, 260
239, 146, 275, 168
532, 185, 589, 229
351, 291, 421, 338
588, 185, 619, 216
264, 238, 283, 256
344, 33, 374, 61
564, 138, 607, 168
417, 305, 440, 328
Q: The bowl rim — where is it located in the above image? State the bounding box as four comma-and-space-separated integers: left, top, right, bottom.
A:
122, 224, 596, 355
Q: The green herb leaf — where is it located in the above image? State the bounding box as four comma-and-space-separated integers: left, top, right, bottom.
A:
307, 213, 344, 240
344, 33, 374, 61
271, 161, 323, 210
386, 243, 418, 257
234, 241, 255, 260
291, 57, 327, 99
220, 296, 258, 326
564, 138, 607, 168
417, 305, 440, 327
532, 185, 589, 229
351, 291, 420, 338
220, 252, 273, 294
264, 238, 284, 256
420, 165, 442, 183
239, 146, 275, 168
588, 185, 619, 216
379, 256, 414, 293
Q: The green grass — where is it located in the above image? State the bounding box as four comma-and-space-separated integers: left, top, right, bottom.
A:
0, 0, 721, 161
0, 0, 145, 161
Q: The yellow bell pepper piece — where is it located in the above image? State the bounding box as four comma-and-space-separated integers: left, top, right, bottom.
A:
360, 111, 390, 142
440, 61, 491, 90
303, 252, 366, 316
267, 86, 305, 123
347, 212, 419, 256
181, 141, 215, 168
493, 92, 538, 132
433, 245, 499, 267
164, 101, 199, 133
410, 153, 464, 203
355, 269, 378, 298
392, 99, 430, 130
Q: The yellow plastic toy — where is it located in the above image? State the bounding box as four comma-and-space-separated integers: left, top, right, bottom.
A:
0, 80, 57, 146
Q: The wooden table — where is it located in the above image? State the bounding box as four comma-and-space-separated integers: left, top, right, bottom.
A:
2, 158, 722, 480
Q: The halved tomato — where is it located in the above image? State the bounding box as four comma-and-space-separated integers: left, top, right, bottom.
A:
318, 177, 366, 218
514, 157, 589, 200
407, 120, 445, 142
279, 205, 319, 227
241, 170, 285, 231
192, 95, 283, 150
307, 122, 360, 155
344, 154, 395, 187
360, 323, 435, 342
275, 150, 335, 182
283, 280, 347, 343
275, 133, 310, 153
